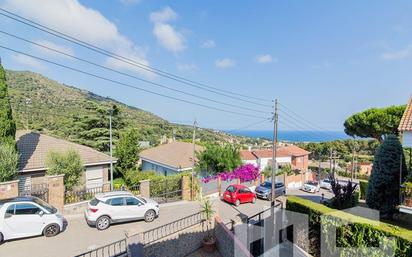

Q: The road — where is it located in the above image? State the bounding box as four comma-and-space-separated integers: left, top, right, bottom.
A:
0, 189, 333, 257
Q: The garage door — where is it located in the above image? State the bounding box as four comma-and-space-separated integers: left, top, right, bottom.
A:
86, 166, 103, 189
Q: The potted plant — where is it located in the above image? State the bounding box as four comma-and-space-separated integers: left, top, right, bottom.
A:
201, 199, 216, 252
402, 182, 412, 207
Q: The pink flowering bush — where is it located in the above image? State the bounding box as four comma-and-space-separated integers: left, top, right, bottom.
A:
201, 164, 260, 183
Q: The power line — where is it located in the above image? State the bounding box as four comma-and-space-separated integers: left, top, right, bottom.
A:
0, 8, 272, 107
278, 120, 324, 142
226, 118, 271, 134
0, 30, 267, 114
1, 45, 269, 119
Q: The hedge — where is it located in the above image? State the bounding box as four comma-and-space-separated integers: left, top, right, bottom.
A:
337, 170, 370, 181
286, 196, 412, 257
359, 180, 368, 200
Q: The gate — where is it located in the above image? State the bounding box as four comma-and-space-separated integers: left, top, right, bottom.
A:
19, 183, 49, 202
150, 178, 182, 204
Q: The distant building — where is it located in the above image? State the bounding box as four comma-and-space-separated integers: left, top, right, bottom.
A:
240, 145, 310, 171
399, 95, 412, 148
16, 131, 116, 191
139, 141, 204, 176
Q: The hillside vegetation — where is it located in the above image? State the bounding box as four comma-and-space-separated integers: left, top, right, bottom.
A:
6, 70, 253, 151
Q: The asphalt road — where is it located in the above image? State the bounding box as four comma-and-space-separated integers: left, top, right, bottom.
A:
0, 189, 333, 257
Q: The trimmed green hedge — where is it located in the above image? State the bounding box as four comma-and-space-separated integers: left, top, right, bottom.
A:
337, 170, 370, 181
359, 180, 368, 200
286, 196, 412, 257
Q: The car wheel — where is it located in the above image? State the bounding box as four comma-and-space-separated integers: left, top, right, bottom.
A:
252, 197, 256, 204
144, 210, 156, 222
0, 232, 4, 244
43, 224, 60, 237
235, 199, 240, 206
96, 216, 111, 230
267, 194, 272, 201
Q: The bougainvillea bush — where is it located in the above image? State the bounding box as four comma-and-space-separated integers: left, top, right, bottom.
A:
201, 164, 260, 183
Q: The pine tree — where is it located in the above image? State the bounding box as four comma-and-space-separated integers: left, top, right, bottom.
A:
366, 135, 407, 218
0, 64, 16, 147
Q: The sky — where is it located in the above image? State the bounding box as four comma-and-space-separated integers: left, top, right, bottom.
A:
0, 0, 411, 132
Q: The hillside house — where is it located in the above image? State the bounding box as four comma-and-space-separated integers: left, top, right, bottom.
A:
399, 95, 412, 148
16, 131, 116, 191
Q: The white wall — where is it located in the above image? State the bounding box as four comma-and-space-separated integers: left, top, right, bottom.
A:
403, 131, 412, 148
258, 157, 292, 169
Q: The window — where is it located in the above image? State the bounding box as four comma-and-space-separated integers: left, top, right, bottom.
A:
239, 188, 251, 194
90, 198, 101, 206
5, 204, 15, 215
226, 186, 236, 193
126, 197, 141, 206
15, 203, 41, 215
275, 183, 284, 188
109, 197, 125, 206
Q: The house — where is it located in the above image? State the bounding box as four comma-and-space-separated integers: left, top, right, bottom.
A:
240, 145, 310, 171
399, 95, 412, 148
16, 131, 116, 191
139, 141, 204, 176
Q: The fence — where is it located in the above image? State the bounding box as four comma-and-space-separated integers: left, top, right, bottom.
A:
64, 186, 103, 204
19, 183, 49, 202
73, 238, 127, 257
140, 211, 205, 245
150, 178, 182, 204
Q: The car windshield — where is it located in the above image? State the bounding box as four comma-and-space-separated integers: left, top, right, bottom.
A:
33, 198, 57, 214
323, 179, 331, 183
227, 186, 236, 192
306, 181, 318, 186
260, 182, 272, 188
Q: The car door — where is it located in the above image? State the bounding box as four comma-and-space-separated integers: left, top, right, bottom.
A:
275, 183, 285, 196
107, 197, 128, 220
125, 197, 146, 220
238, 187, 253, 203
3, 203, 44, 238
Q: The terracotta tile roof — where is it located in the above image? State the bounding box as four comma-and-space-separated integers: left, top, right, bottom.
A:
399, 95, 412, 131
240, 150, 257, 160
139, 141, 204, 170
16, 131, 116, 172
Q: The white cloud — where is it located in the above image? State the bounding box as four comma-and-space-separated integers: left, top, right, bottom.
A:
3, 0, 152, 77
255, 54, 277, 64
119, 0, 141, 6
150, 7, 186, 53
32, 40, 74, 59
11, 54, 45, 70
215, 58, 235, 69
381, 45, 412, 60
176, 63, 197, 72
201, 40, 216, 48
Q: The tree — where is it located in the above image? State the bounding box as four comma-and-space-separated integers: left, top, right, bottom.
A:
328, 179, 358, 209
344, 105, 406, 142
115, 128, 141, 177
0, 64, 16, 147
46, 149, 84, 191
366, 135, 407, 219
197, 143, 241, 174
0, 143, 19, 182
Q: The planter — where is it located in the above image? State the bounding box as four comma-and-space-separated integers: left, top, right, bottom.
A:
202, 236, 216, 253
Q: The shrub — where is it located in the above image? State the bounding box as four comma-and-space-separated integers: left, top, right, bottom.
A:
359, 180, 368, 200
0, 143, 18, 182
286, 196, 412, 257
328, 179, 358, 209
337, 170, 369, 180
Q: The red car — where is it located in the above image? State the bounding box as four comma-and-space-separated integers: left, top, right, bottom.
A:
223, 184, 256, 206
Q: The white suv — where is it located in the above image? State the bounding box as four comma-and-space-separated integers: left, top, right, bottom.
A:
0, 196, 66, 243
84, 191, 159, 230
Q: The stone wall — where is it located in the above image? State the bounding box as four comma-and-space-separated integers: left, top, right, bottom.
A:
215, 216, 252, 257
47, 175, 65, 211
0, 180, 19, 200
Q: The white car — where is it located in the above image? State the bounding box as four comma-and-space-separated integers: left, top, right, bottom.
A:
0, 196, 66, 243
84, 191, 159, 230
320, 179, 333, 190
302, 181, 321, 193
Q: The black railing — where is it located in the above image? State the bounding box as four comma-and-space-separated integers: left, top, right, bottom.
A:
65, 186, 103, 204
150, 179, 182, 204
140, 211, 205, 244
74, 238, 127, 257
19, 183, 49, 202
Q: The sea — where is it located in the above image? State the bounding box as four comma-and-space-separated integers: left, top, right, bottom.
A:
227, 130, 350, 143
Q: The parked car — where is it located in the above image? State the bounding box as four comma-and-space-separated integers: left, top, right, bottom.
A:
0, 196, 66, 243
255, 181, 286, 200
84, 191, 159, 230
223, 184, 256, 206
320, 179, 333, 190
302, 181, 320, 193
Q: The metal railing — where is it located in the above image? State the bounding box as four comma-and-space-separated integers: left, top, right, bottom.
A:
19, 183, 49, 202
74, 238, 127, 257
140, 211, 205, 244
64, 186, 103, 204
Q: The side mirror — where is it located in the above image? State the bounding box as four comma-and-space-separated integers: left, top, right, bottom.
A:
38, 210, 44, 217
4, 213, 12, 219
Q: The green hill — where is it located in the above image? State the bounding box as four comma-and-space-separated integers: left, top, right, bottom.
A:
6, 70, 257, 150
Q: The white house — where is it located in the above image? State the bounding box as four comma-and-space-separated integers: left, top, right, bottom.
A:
139, 141, 204, 176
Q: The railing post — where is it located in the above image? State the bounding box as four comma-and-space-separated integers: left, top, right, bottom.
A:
217, 175, 222, 197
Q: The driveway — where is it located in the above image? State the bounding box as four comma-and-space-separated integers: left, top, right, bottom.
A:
0, 190, 333, 257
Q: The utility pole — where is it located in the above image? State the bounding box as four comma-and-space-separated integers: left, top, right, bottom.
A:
400, 153, 403, 205
109, 110, 114, 191
351, 147, 355, 183
271, 99, 278, 207
191, 119, 197, 200
329, 149, 333, 178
